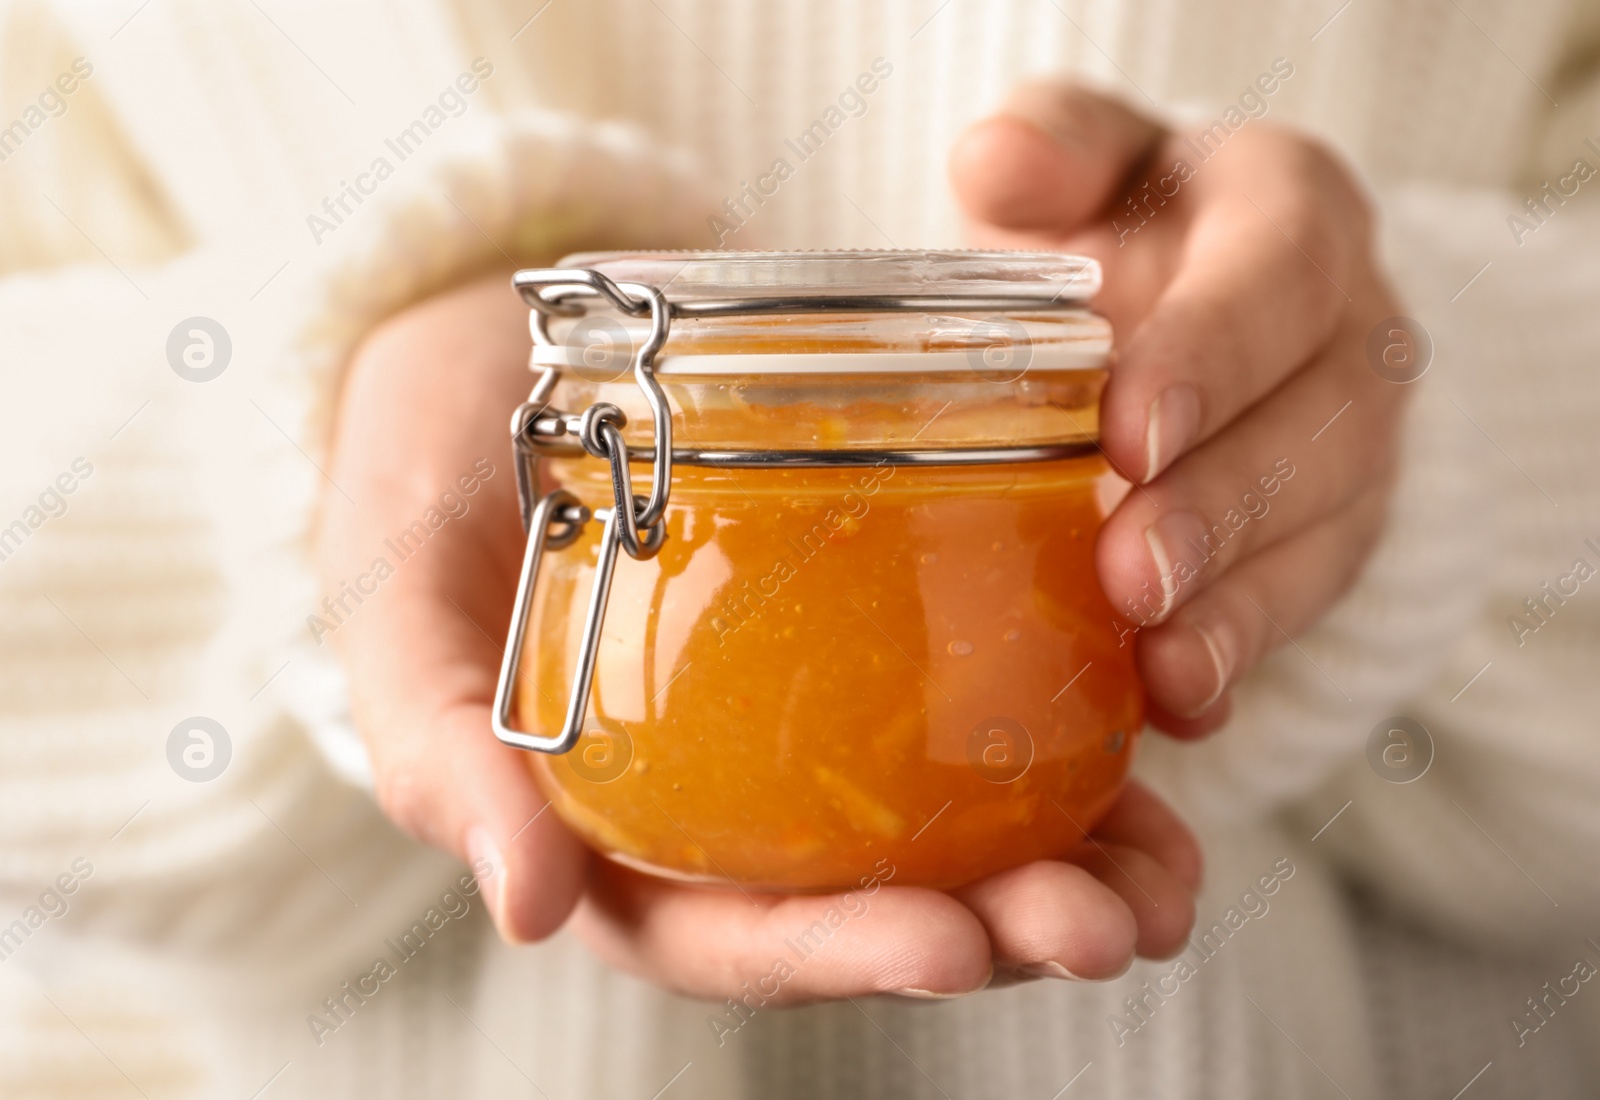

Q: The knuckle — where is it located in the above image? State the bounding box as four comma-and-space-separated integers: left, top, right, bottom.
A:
1268, 193, 1349, 333
348, 310, 415, 378
1277, 186, 1343, 276
1191, 296, 1252, 382
1289, 133, 1375, 242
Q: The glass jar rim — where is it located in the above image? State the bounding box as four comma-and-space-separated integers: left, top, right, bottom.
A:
531, 249, 1111, 379
557, 248, 1100, 306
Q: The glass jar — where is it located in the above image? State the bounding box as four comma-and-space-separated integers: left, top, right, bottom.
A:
493, 251, 1142, 893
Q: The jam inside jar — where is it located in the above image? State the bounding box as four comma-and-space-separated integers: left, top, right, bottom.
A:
499, 250, 1143, 893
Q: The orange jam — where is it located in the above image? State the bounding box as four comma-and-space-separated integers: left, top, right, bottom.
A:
519, 451, 1142, 891
506, 248, 1139, 893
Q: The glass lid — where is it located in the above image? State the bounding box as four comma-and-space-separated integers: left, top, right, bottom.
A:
557, 249, 1101, 306
532, 249, 1111, 378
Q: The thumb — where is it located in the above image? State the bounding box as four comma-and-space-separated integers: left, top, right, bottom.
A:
950, 80, 1163, 233
352, 668, 591, 945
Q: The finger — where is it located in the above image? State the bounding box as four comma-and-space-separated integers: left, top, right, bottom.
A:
950, 80, 1163, 234
1144, 692, 1232, 741
323, 275, 590, 943
950, 861, 1137, 981
331, 502, 591, 944
1136, 484, 1391, 720
1100, 130, 1374, 482
362, 693, 591, 944
1084, 780, 1203, 892
572, 863, 993, 1004
1064, 843, 1195, 960
1097, 324, 1400, 625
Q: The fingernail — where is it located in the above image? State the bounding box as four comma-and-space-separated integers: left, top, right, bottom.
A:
1144, 384, 1201, 482
1142, 511, 1208, 622
1188, 619, 1236, 715
1018, 960, 1085, 981
465, 826, 511, 939
1000, 87, 1093, 151
893, 964, 993, 999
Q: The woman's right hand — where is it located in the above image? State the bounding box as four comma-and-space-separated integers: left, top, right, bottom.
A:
950, 80, 1410, 738
318, 272, 1200, 1001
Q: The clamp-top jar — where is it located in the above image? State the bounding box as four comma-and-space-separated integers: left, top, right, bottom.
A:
494, 250, 1142, 892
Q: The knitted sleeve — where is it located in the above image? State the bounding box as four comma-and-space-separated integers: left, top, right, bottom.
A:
1290, 189, 1600, 955
0, 100, 714, 1012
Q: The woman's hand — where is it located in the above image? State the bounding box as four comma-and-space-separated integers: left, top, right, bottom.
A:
318, 273, 1199, 1000
951, 81, 1411, 736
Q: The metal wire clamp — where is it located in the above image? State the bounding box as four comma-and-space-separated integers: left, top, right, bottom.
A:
491, 269, 670, 753
491, 265, 1100, 755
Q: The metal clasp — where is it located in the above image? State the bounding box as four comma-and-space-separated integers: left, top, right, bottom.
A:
491, 269, 672, 755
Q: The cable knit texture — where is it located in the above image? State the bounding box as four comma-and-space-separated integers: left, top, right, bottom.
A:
1, 0, 1597, 1096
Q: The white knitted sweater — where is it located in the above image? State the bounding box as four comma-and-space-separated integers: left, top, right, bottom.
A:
2, 1, 1599, 1096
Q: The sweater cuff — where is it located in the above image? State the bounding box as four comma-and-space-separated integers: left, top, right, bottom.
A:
273, 108, 718, 461
269, 110, 716, 784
